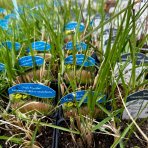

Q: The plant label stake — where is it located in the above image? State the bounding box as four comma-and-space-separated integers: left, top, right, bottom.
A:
64, 54, 96, 84
65, 42, 87, 51
2, 41, 21, 51
0, 19, 9, 30
0, 63, 5, 71
64, 54, 95, 67
60, 90, 106, 104
115, 53, 148, 84
27, 41, 51, 52
122, 90, 148, 119
121, 53, 148, 65
18, 56, 44, 67
65, 21, 85, 33
8, 83, 56, 98
60, 90, 107, 119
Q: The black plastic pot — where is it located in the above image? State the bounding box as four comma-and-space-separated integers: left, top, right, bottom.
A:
52, 93, 112, 148
51, 81, 63, 148
63, 52, 100, 86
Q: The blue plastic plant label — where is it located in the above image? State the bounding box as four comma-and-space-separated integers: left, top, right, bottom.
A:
0, 23, 8, 30
65, 21, 85, 32
65, 42, 87, 51
121, 53, 148, 65
4, 13, 16, 20
28, 41, 51, 52
65, 54, 95, 67
0, 19, 9, 30
60, 90, 106, 104
0, 63, 5, 71
122, 90, 148, 119
0, 8, 6, 14
18, 56, 44, 67
2, 41, 21, 51
8, 83, 56, 98
0, 19, 9, 24
60, 90, 86, 104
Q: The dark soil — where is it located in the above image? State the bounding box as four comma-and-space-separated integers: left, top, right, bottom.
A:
58, 119, 114, 148
59, 130, 115, 148
58, 130, 77, 148
36, 126, 53, 148
0, 116, 54, 148
0, 123, 20, 148
0, 118, 147, 148
0, 86, 147, 148
58, 120, 148, 148
121, 120, 148, 148
36, 117, 54, 148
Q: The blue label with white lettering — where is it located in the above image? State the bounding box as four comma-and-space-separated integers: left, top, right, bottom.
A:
0, 19, 9, 24
8, 83, 56, 98
65, 21, 85, 32
0, 19, 9, 30
0, 23, 8, 30
0, 8, 6, 14
2, 41, 21, 51
28, 41, 51, 52
18, 56, 44, 67
65, 54, 95, 67
0, 63, 5, 71
65, 42, 87, 51
5, 13, 16, 20
121, 53, 148, 65
60, 90, 106, 104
